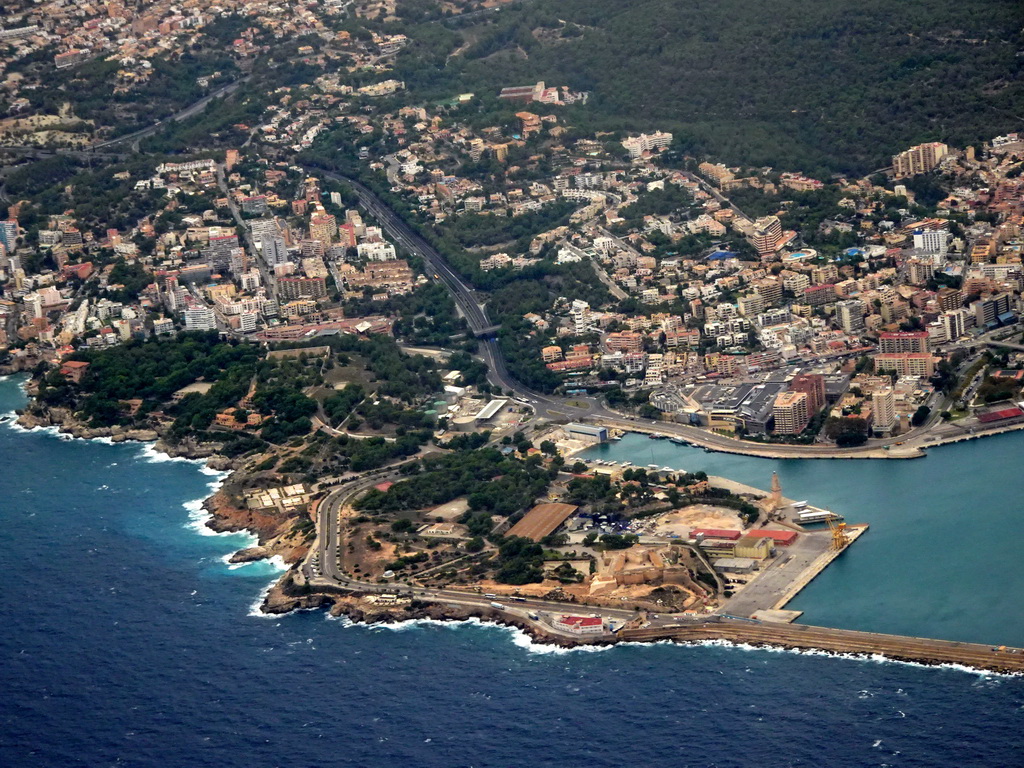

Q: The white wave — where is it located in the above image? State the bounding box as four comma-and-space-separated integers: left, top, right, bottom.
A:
264, 555, 287, 571
247, 580, 281, 619
4, 419, 30, 433
224, 553, 288, 572
348, 614, 618, 655
139, 443, 205, 465
182, 496, 257, 545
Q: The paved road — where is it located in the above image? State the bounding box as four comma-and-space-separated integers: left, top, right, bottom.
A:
93, 76, 252, 151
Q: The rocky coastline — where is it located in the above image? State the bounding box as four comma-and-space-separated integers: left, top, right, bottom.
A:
260, 571, 614, 649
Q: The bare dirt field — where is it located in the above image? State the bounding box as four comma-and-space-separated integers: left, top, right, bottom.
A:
650, 504, 743, 537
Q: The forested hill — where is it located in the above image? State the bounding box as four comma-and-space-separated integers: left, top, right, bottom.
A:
403, 0, 1024, 176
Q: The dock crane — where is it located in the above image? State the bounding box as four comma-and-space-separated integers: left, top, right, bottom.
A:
826, 513, 850, 551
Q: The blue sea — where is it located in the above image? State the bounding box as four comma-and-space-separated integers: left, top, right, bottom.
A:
1, 375, 1022, 768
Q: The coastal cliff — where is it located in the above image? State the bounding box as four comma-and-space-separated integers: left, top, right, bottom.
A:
205, 490, 311, 565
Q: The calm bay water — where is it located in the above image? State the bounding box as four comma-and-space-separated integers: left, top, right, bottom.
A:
1, 376, 1022, 767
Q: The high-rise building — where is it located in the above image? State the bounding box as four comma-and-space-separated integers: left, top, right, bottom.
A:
205, 234, 239, 272
260, 235, 290, 267
278, 277, 327, 301
803, 284, 837, 306
893, 142, 949, 178
906, 258, 935, 286
0, 220, 17, 252
836, 299, 866, 334
790, 373, 826, 414
184, 306, 216, 331
940, 309, 968, 341
752, 276, 784, 307
937, 287, 962, 312
750, 216, 783, 257
571, 300, 592, 335
737, 293, 766, 317
873, 352, 935, 378
811, 263, 840, 284
872, 387, 897, 435
309, 213, 338, 244
773, 391, 810, 434
878, 331, 930, 354
972, 292, 1012, 328
913, 228, 948, 257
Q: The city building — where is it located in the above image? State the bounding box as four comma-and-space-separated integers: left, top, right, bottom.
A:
773, 390, 810, 434
972, 293, 1013, 328
184, 306, 216, 331
789, 373, 826, 414
878, 331, 930, 355
836, 299, 866, 334
940, 309, 968, 341
893, 142, 949, 178
621, 131, 673, 159
873, 352, 935, 378
872, 387, 897, 435
750, 216, 783, 257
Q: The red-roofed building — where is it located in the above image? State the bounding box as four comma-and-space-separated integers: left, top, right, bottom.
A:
60, 360, 90, 383
977, 407, 1024, 423
554, 615, 604, 635
61, 262, 93, 281
374, 481, 394, 493
690, 529, 742, 541
744, 529, 798, 546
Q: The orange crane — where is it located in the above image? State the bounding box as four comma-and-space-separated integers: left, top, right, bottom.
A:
826, 514, 850, 551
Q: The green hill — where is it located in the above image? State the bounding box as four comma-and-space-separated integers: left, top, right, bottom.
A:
400, 0, 1024, 176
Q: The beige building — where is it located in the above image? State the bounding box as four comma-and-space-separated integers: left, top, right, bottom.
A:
750, 216, 783, 257
872, 387, 897, 435
893, 142, 949, 178
773, 390, 810, 434
873, 352, 935, 378
735, 535, 772, 560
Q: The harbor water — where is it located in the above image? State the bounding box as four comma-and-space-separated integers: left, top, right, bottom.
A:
581, 433, 1024, 646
